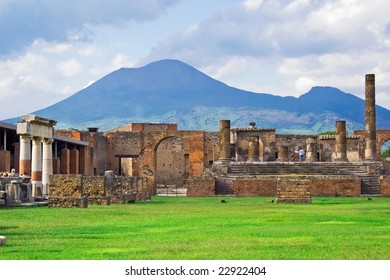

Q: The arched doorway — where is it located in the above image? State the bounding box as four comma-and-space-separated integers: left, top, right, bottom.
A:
155, 137, 188, 195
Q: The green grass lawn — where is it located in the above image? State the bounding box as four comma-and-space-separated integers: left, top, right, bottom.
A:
0, 196, 389, 260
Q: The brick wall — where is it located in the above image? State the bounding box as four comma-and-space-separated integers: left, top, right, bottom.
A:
186, 177, 215, 197
276, 178, 311, 204
309, 176, 361, 196
233, 178, 277, 197
229, 176, 361, 197
380, 177, 390, 196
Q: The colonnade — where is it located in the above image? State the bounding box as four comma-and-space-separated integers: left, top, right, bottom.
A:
17, 115, 57, 197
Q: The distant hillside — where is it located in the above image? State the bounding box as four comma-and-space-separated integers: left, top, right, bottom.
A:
4, 59, 390, 133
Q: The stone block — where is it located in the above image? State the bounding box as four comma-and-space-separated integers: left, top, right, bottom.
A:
276, 178, 312, 204
0, 236, 6, 246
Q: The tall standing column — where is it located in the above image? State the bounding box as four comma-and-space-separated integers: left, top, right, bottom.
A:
248, 136, 259, 162
42, 138, 53, 196
219, 120, 231, 161
335, 120, 347, 161
19, 135, 31, 176
31, 136, 42, 197
365, 74, 377, 161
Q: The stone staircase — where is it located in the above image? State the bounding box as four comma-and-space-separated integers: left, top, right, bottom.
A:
219, 161, 384, 196
227, 162, 372, 176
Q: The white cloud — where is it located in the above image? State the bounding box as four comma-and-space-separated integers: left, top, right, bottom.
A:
295, 76, 316, 93
90, 54, 138, 76
57, 59, 84, 77
0, 0, 180, 54
243, 0, 264, 10
146, 0, 390, 109
44, 43, 72, 54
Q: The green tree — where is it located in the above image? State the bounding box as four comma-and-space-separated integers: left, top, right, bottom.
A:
382, 147, 390, 158
318, 130, 336, 135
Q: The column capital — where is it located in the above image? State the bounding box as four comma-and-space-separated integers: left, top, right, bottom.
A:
42, 138, 54, 144
31, 136, 42, 142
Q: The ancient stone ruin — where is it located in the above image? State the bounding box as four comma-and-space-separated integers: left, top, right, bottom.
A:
1, 74, 390, 208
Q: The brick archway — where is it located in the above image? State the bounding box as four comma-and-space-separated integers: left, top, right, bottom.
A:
377, 130, 390, 153
354, 129, 390, 158
377, 130, 390, 158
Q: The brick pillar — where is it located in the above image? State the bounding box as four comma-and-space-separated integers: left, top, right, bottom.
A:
79, 146, 88, 175
335, 120, 347, 161
31, 137, 42, 197
42, 138, 53, 196
60, 148, 70, 174
365, 74, 377, 161
0, 150, 10, 173
277, 146, 288, 162
19, 135, 31, 176
305, 137, 318, 162
219, 120, 231, 161
52, 158, 60, 174
70, 148, 80, 174
248, 136, 259, 162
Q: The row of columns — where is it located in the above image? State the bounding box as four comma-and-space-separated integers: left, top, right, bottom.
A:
218, 119, 350, 163
218, 73, 377, 163
19, 135, 53, 196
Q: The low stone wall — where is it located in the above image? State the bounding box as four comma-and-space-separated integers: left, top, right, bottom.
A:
49, 175, 83, 197
233, 177, 277, 197
276, 178, 311, 204
48, 197, 88, 208
380, 177, 390, 197
49, 175, 150, 207
186, 177, 215, 197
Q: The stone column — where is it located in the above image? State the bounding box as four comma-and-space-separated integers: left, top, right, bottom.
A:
335, 120, 347, 161
277, 146, 288, 162
19, 135, 31, 176
60, 148, 71, 174
70, 148, 80, 174
365, 74, 377, 161
31, 136, 42, 197
219, 120, 231, 161
306, 137, 318, 162
248, 136, 259, 162
42, 138, 53, 196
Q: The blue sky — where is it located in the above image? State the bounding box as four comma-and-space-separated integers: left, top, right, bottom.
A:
1, 0, 390, 119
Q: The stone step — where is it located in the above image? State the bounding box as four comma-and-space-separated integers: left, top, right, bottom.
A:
227, 162, 371, 176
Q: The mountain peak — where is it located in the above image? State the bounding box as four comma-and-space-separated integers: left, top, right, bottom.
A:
3, 59, 390, 133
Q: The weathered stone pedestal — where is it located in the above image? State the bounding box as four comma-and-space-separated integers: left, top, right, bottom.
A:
276, 177, 312, 204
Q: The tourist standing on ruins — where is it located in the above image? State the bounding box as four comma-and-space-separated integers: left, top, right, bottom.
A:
299, 147, 305, 162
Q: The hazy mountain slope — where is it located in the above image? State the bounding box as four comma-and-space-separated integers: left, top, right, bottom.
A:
4, 59, 390, 133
